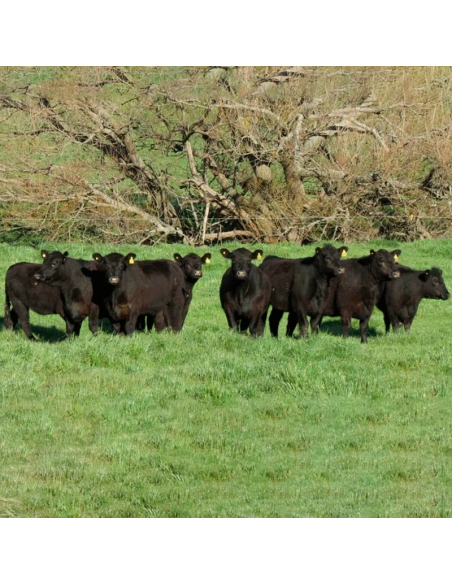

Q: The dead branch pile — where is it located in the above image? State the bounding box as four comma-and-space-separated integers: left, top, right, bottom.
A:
1, 66, 451, 244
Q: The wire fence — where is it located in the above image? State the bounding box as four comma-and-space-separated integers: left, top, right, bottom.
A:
1, 213, 451, 245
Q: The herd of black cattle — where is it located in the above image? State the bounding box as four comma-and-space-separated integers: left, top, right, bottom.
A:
3, 244, 450, 343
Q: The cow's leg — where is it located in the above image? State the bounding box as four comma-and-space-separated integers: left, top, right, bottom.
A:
296, 311, 309, 338
223, 306, 238, 331
286, 311, 298, 337
383, 312, 391, 333
135, 315, 146, 332
250, 310, 267, 337
4, 306, 19, 329
240, 317, 250, 334
73, 322, 82, 337
359, 317, 370, 344
392, 319, 402, 332
65, 320, 76, 339
112, 322, 122, 335
165, 304, 183, 333
269, 308, 283, 337
88, 304, 99, 336
124, 313, 139, 336
310, 314, 321, 335
14, 303, 35, 340
154, 311, 167, 332
341, 314, 352, 338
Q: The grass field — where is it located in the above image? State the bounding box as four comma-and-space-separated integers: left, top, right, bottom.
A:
1, 239, 452, 517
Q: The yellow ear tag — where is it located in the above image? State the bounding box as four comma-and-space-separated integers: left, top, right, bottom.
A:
394, 254, 399, 262
129, 256, 135, 265
341, 249, 347, 258
257, 253, 262, 261
42, 253, 47, 258
205, 257, 211, 264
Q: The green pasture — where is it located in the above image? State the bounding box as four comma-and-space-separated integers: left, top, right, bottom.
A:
1, 239, 452, 517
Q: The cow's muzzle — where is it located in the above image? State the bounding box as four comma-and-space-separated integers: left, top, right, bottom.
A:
391, 270, 400, 279
235, 270, 247, 279
336, 267, 345, 275
108, 277, 120, 285
34, 273, 42, 281
193, 270, 202, 278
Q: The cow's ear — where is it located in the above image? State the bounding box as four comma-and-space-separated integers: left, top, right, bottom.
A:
220, 248, 231, 258
252, 250, 263, 261
125, 253, 136, 265
92, 253, 103, 262
392, 249, 402, 262
63, 252, 69, 262
202, 253, 211, 264
370, 249, 375, 255
339, 246, 348, 258
419, 270, 430, 281
173, 253, 183, 264
41, 250, 48, 259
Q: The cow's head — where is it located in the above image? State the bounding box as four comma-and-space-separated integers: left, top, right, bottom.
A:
220, 248, 263, 280
173, 252, 211, 282
35, 250, 69, 285
92, 252, 136, 285
315, 244, 348, 276
420, 268, 450, 300
370, 249, 401, 280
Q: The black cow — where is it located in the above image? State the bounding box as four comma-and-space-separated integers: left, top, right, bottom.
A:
138, 251, 212, 333
174, 252, 211, 324
320, 249, 401, 343
4, 261, 66, 340
219, 248, 271, 336
260, 244, 348, 338
376, 265, 450, 332
34, 250, 101, 337
92, 252, 186, 335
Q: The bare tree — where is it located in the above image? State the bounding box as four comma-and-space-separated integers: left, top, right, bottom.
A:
1, 66, 451, 244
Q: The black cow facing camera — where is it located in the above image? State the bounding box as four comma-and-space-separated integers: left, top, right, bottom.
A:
321, 248, 401, 343
92, 252, 186, 335
219, 248, 271, 337
260, 244, 348, 338
139, 252, 213, 333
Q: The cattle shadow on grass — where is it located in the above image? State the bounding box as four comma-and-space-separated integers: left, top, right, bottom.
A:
273, 314, 380, 339
318, 318, 379, 339
0, 317, 68, 343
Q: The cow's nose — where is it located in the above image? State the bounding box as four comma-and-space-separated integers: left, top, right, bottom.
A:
34, 273, 42, 281
236, 270, 247, 278
392, 270, 400, 279
193, 270, 202, 278
109, 277, 119, 285
336, 267, 345, 275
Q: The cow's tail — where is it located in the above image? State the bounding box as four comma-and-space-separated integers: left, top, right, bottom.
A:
4, 287, 13, 329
